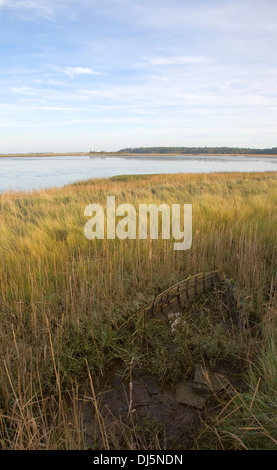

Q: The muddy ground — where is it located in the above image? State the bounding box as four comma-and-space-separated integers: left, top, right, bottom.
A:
80, 280, 244, 449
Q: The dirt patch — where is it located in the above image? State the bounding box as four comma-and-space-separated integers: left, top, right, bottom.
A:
82, 364, 200, 449
81, 277, 246, 449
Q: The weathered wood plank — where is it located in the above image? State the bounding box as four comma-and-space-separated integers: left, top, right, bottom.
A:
140, 271, 225, 317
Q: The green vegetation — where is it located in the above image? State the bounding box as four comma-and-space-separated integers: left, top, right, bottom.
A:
116, 146, 277, 155
0, 172, 276, 449
2, 147, 277, 158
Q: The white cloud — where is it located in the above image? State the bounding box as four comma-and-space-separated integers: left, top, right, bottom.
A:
142, 56, 208, 66
0, 0, 56, 19
130, 0, 277, 34
10, 86, 49, 96
62, 67, 101, 79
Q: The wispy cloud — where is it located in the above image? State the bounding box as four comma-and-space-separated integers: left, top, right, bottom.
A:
61, 67, 101, 79
0, 0, 56, 20
10, 86, 49, 96
142, 56, 208, 65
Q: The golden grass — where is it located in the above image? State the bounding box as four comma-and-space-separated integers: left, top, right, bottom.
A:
0, 172, 276, 449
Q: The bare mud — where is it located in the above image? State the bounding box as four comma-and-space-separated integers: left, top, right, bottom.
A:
82, 364, 200, 449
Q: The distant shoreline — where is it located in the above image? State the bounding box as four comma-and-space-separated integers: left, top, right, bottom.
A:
1, 152, 277, 158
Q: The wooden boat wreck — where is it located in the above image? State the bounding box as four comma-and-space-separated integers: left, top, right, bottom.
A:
140, 270, 230, 317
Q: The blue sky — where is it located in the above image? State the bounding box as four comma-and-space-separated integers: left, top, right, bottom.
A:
0, 0, 277, 152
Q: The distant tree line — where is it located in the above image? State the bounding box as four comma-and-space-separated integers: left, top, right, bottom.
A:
116, 147, 277, 155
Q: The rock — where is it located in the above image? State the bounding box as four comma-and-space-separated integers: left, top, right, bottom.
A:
193, 365, 229, 395
176, 380, 207, 409
194, 365, 209, 385
192, 382, 210, 395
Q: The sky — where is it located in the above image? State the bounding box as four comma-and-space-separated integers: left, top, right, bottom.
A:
0, 0, 277, 153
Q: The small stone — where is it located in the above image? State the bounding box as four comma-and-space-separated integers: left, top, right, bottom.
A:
176, 381, 207, 409
192, 382, 210, 395
209, 373, 229, 392
194, 365, 209, 385
193, 365, 229, 394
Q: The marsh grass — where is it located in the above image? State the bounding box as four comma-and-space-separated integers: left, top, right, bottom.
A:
0, 172, 276, 449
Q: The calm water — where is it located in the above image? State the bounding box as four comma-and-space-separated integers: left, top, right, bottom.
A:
0, 154, 276, 192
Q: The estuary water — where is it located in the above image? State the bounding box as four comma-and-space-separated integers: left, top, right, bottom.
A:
0, 154, 276, 192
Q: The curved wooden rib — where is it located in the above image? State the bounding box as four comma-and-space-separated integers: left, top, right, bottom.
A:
140, 270, 226, 317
